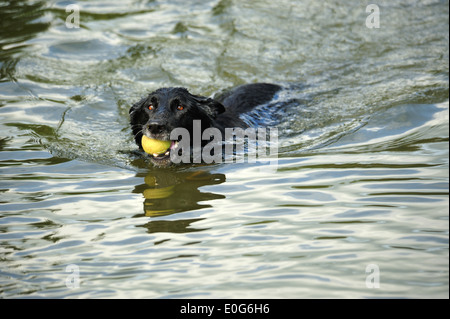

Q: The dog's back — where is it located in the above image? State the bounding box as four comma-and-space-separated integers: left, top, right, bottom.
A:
215, 83, 281, 114
212, 83, 281, 130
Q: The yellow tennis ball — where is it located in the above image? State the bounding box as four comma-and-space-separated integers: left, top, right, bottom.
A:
141, 135, 171, 155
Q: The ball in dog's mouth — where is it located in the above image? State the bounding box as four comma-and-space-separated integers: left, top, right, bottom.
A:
141, 135, 178, 159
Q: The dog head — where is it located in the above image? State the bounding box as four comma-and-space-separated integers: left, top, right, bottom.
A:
129, 87, 225, 166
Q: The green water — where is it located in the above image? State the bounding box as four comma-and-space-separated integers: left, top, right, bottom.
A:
0, 0, 448, 298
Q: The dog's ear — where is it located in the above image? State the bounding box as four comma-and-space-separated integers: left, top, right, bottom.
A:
129, 97, 146, 115
198, 97, 225, 119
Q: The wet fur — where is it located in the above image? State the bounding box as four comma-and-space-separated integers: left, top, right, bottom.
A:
129, 83, 281, 166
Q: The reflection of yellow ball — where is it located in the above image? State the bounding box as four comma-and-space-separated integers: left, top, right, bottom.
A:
141, 135, 171, 155
145, 208, 174, 217
143, 186, 175, 199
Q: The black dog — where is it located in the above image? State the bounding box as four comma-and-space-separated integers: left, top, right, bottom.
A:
129, 83, 281, 166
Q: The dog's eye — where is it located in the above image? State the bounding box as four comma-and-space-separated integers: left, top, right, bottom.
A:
177, 105, 184, 111
148, 104, 154, 110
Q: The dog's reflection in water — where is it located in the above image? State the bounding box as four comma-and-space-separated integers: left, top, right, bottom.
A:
133, 169, 225, 233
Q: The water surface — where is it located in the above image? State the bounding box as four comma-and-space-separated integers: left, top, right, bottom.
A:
0, 0, 448, 298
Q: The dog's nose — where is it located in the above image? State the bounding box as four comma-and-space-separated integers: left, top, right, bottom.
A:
147, 122, 165, 135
